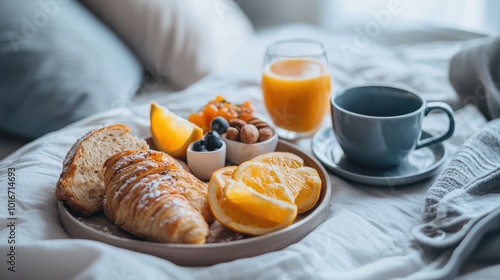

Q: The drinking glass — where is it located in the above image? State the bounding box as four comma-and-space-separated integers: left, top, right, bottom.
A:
261, 38, 331, 140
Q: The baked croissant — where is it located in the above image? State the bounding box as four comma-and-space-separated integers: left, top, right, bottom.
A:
103, 150, 213, 244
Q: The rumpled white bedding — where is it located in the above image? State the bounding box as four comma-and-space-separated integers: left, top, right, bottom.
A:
1, 24, 498, 279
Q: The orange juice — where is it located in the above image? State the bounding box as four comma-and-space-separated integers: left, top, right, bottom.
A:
262, 58, 331, 133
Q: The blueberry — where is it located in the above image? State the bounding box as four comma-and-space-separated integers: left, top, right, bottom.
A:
211, 116, 229, 135
192, 140, 205, 152
205, 131, 222, 151
215, 140, 223, 149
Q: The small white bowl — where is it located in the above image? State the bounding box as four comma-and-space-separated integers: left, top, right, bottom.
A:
187, 140, 226, 181
222, 131, 278, 165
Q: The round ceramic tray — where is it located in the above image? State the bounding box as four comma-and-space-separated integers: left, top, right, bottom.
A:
58, 140, 332, 266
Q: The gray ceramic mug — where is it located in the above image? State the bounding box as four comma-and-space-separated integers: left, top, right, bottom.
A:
331, 84, 455, 169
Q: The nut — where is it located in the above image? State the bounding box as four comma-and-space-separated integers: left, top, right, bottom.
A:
255, 123, 270, 130
258, 127, 274, 142
247, 117, 270, 130
246, 117, 260, 124
240, 124, 259, 144
229, 119, 247, 129
225, 127, 240, 141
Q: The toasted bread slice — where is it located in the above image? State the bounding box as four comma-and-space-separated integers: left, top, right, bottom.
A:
55, 124, 149, 216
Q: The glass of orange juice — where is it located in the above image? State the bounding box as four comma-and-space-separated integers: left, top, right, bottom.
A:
262, 38, 331, 140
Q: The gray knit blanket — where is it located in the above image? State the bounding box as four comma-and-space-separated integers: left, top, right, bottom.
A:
410, 36, 500, 279
414, 36, 500, 248
413, 119, 500, 248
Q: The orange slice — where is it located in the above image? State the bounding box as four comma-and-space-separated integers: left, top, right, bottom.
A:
207, 167, 297, 235
250, 152, 320, 212
250, 152, 304, 168
232, 161, 321, 213
207, 152, 322, 235
225, 179, 297, 224
275, 165, 322, 213
231, 162, 293, 203
150, 102, 203, 159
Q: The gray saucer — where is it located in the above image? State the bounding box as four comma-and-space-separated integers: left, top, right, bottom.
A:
312, 127, 448, 187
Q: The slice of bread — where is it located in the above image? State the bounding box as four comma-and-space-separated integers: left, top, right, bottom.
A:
55, 124, 149, 216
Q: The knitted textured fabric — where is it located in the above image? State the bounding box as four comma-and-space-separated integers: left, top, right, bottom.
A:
413, 119, 500, 248
424, 119, 500, 222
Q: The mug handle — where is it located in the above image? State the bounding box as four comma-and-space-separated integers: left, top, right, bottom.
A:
415, 102, 455, 149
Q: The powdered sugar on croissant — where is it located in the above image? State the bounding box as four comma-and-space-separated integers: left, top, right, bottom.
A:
103, 150, 212, 244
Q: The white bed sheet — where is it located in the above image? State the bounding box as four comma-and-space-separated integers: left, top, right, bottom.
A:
1, 24, 498, 279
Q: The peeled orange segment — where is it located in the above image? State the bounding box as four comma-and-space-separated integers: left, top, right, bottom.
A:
224, 179, 297, 224
250, 152, 304, 168
150, 102, 203, 159
207, 167, 297, 235
232, 162, 321, 214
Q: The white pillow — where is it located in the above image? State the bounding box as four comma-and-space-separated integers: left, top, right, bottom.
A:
82, 0, 254, 88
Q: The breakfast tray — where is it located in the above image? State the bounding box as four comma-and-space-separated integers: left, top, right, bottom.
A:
58, 140, 332, 266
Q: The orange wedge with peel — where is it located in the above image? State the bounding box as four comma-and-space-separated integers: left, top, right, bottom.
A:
232, 161, 321, 213
250, 152, 320, 212
207, 166, 297, 235
250, 152, 304, 168
150, 102, 203, 159
225, 179, 297, 224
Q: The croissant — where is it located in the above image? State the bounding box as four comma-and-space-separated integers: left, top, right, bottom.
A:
103, 150, 213, 244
